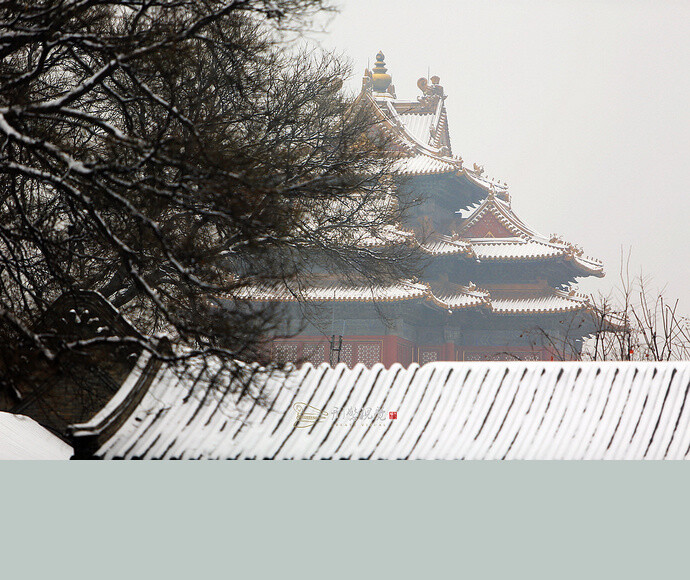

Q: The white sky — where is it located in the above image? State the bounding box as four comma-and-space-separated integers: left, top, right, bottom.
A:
312, 0, 690, 305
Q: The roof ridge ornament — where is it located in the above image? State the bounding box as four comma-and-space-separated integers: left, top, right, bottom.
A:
417, 74, 445, 107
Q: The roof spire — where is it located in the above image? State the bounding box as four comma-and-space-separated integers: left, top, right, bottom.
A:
371, 51, 392, 93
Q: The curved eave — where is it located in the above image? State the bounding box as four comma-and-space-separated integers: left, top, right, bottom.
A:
571, 255, 605, 277
489, 303, 588, 315
426, 290, 490, 311
392, 153, 460, 176
431, 241, 603, 273
240, 281, 595, 317
467, 199, 604, 274
234, 282, 430, 304
473, 253, 565, 262
420, 239, 472, 257
488, 292, 591, 315
470, 241, 565, 261
428, 287, 590, 315
461, 169, 509, 195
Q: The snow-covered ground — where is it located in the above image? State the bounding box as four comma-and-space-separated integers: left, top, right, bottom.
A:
0, 412, 72, 460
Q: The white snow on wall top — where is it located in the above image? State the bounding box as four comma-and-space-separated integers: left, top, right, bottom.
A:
87, 359, 690, 460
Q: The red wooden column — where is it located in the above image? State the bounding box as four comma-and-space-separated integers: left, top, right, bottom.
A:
382, 335, 399, 368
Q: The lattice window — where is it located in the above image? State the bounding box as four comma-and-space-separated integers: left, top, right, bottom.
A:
464, 351, 505, 361
357, 343, 381, 368
463, 350, 542, 362
273, 342, 299, 364
303, 343, 327, 365
518, 352, 542, 361
338, 343, 354, 367
420, 350, 439, 365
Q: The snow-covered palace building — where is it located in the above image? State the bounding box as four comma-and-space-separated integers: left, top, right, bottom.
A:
266, 53, 604, 367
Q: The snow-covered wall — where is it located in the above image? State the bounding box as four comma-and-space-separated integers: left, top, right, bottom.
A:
81, 359, 690, 460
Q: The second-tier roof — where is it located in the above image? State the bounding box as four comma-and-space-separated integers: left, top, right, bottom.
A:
236, 279, 591, 316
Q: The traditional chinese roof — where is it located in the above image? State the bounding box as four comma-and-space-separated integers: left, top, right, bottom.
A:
359, 56, 507, 193
419, 235, 602, 280
235, 280, 429, 303
354, 223, 415, 248
456, 195, 540, 238
358, 65, 602, 274
471, 239, 564, 260
237, 55, 604, 324
421, 234, 588, 264
452, 195, 604, 276
420, 234, 472, 256
488, 288, 589, 314
70, 357, 690, 460
428, 284, 589, 315
427, 286, 490, 310
392, 152, 459, 176
237, 278, 590, 316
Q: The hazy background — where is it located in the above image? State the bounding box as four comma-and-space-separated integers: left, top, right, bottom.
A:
313, 0, 690, 304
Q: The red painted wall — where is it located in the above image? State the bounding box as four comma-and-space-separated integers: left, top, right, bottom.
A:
464, 212, 514, 238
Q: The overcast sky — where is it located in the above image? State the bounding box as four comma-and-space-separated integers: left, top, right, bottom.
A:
313, 0, 690, 305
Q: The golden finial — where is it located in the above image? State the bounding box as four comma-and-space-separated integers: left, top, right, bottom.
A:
371, 51, 392, 93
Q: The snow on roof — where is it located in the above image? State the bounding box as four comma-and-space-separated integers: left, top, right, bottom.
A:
354, 224, 414, 247
361, 90, 514, 195
77, 358, 690, 460
429, 288, 490, 310
488, 288, 588, 314
472, 239, 566, 260
0, 412, 72, 460
397, 112, 436, 146
421, 235, 471, 256
453, 197, 604, 274
421, 234, 599, 271
236, 280, 430, 303
573, 254, 605, 275
237, 279, 590, 315
462, 167, 509, 193
392, 153, 458, 175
